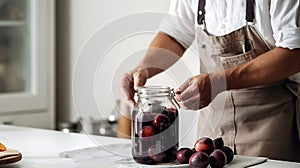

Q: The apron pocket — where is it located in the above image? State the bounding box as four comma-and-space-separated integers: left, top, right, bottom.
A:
219, 49, 256, 69
215, 39, 254, 57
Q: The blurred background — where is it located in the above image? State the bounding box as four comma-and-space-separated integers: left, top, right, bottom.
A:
0, 0, 199, 147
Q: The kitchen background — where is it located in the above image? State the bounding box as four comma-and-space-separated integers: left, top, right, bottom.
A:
0, 0, 200, 146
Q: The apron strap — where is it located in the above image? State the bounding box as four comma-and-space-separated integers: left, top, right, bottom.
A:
197, 0, 206, 25
197, 0, 255, 25
246, 0, 255, 22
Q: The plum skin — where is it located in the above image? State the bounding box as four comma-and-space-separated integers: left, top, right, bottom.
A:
166, 145, 178, 162
189, 151, 210, 168
162, 108, 178, 123
152, 114, 170, 131
139, 126, 157, 141
209, 149, 227, 168
194, 137, 214, 155
222, 146, 234, 163
176, 148, 194, 164
148, 145, 169, 163
141, 113, 156, 126
213, 137, 224, 149
133, 156, 155, 165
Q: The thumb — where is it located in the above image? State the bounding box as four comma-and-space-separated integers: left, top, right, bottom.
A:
133, 70, 148, 91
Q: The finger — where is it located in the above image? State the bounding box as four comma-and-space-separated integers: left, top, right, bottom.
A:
174, 94, 181, 102
120, 96, 135, 107
175, 78, 193, 95
127, 99, 136, 107
120, 73, 136, 106
174, 90, 181, 95
179, 83, 200, 101
179, 95, 200, 110
179, 94, 211, 110
133, 71, 147, 91
120, 89, 135, 107
180, 99, 199, 110
181, 98, 210, 110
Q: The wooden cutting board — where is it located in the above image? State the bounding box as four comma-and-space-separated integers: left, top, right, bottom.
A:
0, 149, 22, 165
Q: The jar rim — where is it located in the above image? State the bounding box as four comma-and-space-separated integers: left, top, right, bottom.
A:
138, 86, 171, 91
137, 86, 172, 98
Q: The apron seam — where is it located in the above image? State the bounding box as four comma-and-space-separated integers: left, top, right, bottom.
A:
230, 91, 238, 155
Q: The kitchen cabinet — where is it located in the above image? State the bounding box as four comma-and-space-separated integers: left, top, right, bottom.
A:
0, 0, 55, 129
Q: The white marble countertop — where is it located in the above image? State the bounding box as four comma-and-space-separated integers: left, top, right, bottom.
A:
0, 125, 299, 168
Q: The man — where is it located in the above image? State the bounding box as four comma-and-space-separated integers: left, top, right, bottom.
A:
120, 0, 300, 162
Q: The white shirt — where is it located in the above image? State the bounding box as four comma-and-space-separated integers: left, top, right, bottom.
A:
159, 0, 300, 50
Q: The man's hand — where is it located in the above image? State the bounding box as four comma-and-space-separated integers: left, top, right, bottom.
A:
119, 69, 149, 107
175, 74, 213, 110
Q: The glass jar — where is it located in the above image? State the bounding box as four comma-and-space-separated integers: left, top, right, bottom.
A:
132, 86, 179, 164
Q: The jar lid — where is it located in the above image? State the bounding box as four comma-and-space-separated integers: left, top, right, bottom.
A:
137, 86, 171, 98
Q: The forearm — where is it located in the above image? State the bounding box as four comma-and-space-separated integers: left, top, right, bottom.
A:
222, 47, 300, 90
135, 32, 186, 78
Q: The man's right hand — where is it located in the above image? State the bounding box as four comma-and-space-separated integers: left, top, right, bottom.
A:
119, 69, 149, 107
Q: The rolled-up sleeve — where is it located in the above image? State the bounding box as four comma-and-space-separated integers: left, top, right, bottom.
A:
270, 0, 300, 49
158, 0, 195, 49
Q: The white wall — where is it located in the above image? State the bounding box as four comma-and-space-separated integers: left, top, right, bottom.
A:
57, 0, 199, 146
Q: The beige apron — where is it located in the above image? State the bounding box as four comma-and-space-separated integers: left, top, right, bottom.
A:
196, 0, 300, 162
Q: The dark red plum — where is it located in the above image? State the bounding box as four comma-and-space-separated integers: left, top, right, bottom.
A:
176, 148, 194, 164
133, 156, 155, 165
139, 126, 157, 139
141, 113, 156, 126
148, 145, 168, 163
194, 137, 214, 155
189, 151, 210, 168
209, 149, 227, 168
213, 137, 224, 149
152, 114, 170, 132
162, 107, 178, 123
165, 145, 178, 162
152, 152, 169, 163
221, 146, 234, 163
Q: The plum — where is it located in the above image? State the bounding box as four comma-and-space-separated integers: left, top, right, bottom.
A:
194, 137, 214, 155
222, 146, 234, 163
133, 156, 155, 165
189, 151, 210, 168
162, 108, 178, 123
165, 145, 178, 162
209, 149, 227, 168
139, 126, 157, 139
148, 145, 168, 163
141, 113, 156, 126
152, 114, 170, 132
213, 137, 224, 149
176, 148, 194, 164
